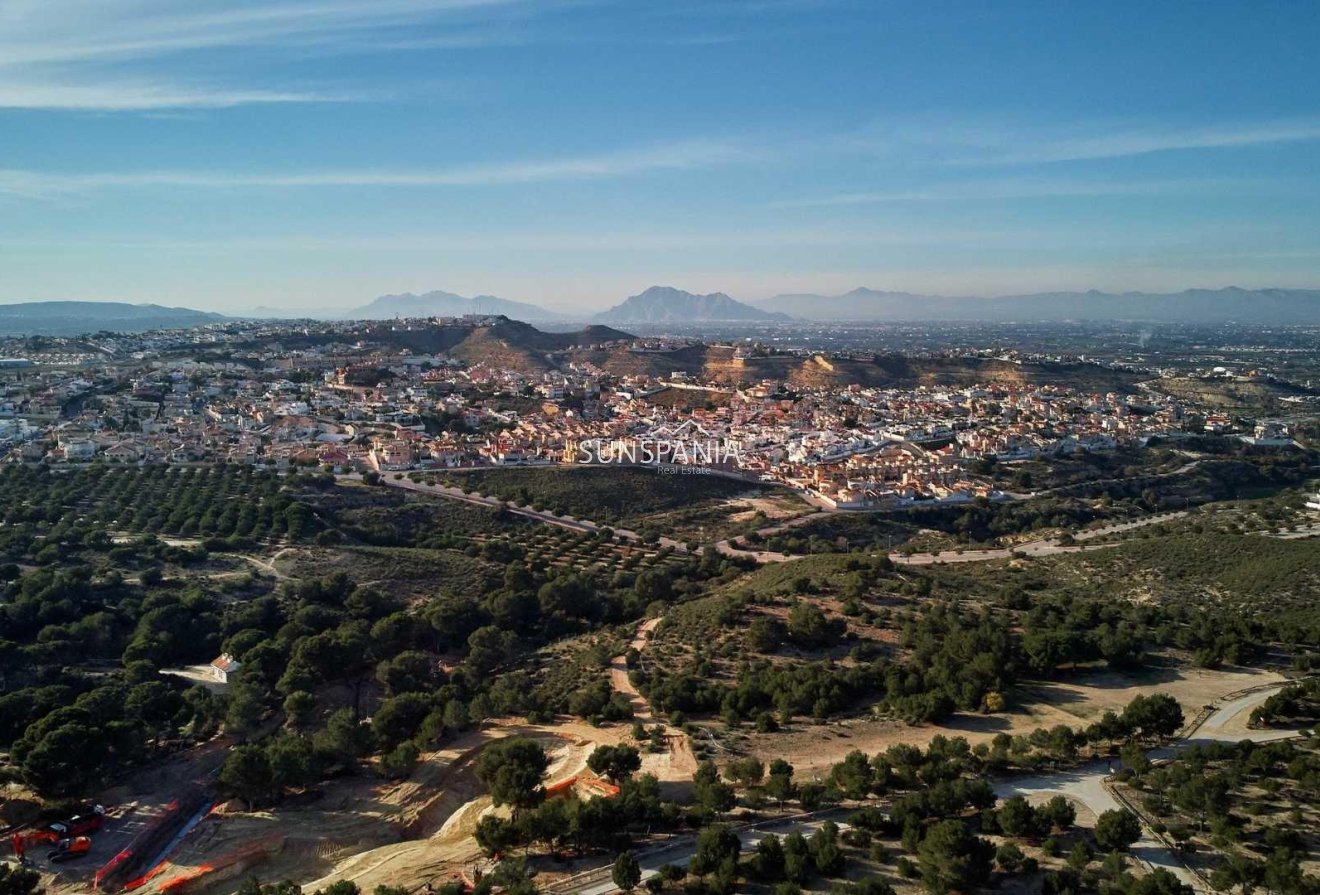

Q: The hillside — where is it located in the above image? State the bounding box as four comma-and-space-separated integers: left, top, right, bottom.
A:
595, 286, 790, 323
361, 317, 632, 372
565, 344, 1143, 391
348, 289, 563, 322
0, 301, 226, 336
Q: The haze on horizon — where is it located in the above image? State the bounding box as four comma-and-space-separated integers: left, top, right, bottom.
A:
1, 0, 1318, 315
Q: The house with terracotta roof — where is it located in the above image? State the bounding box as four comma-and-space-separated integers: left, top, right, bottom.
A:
209, 653, 242, 684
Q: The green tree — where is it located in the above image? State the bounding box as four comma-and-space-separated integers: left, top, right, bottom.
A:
1127, 868, 1193, 895
372, 693, 431, 750
750, 835, 787, 881
809, 822, 845, 877
475, 737, 549, 817
236, 881, 301, 895
693, 761, 737, 816
996, 842, 1025, 873
1040, 795, 1077, 832
725, 756, 766, 787
765, 768, 797, 808
474, 816, 517, 857
315, 708, 373, 765
1211, 855, 1264, 895
917, 820, 994, 895
224, 682, 267, 736
786, 601, 844, 647
587, 744, 642, 784
612, 851, 642, 893
997, 796, 1041, 839
1094, 809, 1142, 852
380, 741, 420, 780
829, 750, 874, 800
315, 883, 361, 895
690, 825, 741, 876
267, 734, 320, 791
283, 691, 318, 731
219, 744, 274, 807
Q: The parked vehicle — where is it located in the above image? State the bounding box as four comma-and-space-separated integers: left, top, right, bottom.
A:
48, 805, 105, 838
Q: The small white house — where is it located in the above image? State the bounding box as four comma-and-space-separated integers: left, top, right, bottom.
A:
210, 653, 242, 684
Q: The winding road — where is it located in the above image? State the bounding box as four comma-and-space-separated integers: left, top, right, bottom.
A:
550, 681, 1303, 895
995, 682, 1305, 894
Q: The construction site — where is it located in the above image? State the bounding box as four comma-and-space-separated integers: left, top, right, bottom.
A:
2, 709, 695, 895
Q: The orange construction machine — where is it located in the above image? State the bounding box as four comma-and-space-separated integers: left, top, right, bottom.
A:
49, 836, 94, 864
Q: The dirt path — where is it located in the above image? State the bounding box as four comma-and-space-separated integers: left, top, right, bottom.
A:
228, 548, 296, 580
609, 618, 661, 722
606, 617, 698, 781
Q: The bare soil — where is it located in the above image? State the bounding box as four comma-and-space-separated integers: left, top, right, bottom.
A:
736, 665, 1285, 775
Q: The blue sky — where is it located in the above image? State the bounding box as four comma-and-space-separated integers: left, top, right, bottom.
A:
1, 0, 1318, 313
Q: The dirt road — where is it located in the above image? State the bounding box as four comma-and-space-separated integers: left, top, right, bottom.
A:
995, 682, 1303, 894
609, 618, 661, 723
606, 617, 697, 780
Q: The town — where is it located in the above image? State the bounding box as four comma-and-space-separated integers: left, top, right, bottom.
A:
0, 316, 1303, 513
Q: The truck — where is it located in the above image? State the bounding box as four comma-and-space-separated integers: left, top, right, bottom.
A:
49, 805, 105, 838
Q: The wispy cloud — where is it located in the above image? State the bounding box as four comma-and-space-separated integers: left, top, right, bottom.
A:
772, 176, 1262, 208
0, 0, 531, 65
0, 0, 534, 111
0, 223, 1056, 254
0, 80, 339, 112
939, 119, 1320, 165
0, 139, 750, 197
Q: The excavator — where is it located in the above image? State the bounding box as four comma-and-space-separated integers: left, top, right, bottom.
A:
9, 805, 105, 863
48, 836, 93, 864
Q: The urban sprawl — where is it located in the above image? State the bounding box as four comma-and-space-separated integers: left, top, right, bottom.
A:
0, 317, 1299, 511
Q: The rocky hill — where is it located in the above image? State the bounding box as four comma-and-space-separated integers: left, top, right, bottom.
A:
595, 286, 790, 323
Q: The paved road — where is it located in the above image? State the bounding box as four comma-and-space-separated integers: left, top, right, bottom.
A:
995, 683, 1302, 894
1189, 689, 1300, 745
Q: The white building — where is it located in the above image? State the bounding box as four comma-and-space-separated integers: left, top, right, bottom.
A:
210, 653, 242, 684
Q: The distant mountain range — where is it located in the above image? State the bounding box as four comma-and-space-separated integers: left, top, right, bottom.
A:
0, 301, 226, 337
6, 286, 1320, 337
753, 286, 1320, 324
348, 290, 564, 322
595, 286, 790, 323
